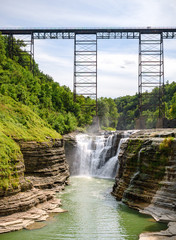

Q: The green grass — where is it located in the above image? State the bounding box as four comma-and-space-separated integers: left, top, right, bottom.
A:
0, 131, 21, 191
0, 94, 61, 141
0, 94, 62, 192
101, 126, 116, 131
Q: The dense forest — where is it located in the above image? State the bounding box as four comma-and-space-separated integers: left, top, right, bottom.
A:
98, 82, 176, 130
0, 34, 176, 133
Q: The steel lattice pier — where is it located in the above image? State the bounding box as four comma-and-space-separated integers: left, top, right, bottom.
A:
138, 33, 164, 117
74, 34, 97, 114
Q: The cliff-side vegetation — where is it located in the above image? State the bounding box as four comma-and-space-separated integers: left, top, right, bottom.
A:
115, 82, 176, 129
0, 131, 21, 191
0, 34, 95, 134
0, 94, 61, 141
0, 93, 63, 192
98, 82, 176, 130
97, 97, 119, 130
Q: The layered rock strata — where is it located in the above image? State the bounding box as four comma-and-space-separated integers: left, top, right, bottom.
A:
0, 188, 53, 216
19, 139, 69, 189
0, 138, 69, 233
64, 132, 78, 175
112, 129, 176, 239
0, 149, 33, 198
0, 195, 66, 234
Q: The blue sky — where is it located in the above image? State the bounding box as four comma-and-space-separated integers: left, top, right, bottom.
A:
1, 0, 176, 98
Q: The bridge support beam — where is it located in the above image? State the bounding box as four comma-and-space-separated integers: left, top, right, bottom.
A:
8, 34, 14, 59
7, 34, 34, 74
73, 34, 97, 115
138, 33, 165, 119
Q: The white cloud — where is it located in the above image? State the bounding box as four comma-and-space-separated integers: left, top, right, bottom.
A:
98, 52, 138, 97
35, 45, 176, 99
165, 56, 176, 83
1, 0, 176, 27
36, 52, 72, 67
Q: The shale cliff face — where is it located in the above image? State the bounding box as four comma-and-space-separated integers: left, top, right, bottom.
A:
112, 129, 176, 238
20, 138, 69, 189
0, 138, 69, 233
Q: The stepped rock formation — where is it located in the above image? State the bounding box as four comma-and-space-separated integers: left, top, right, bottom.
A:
0, 138, 69, 233
112, 129, 176, 239
19, 138, 69, 189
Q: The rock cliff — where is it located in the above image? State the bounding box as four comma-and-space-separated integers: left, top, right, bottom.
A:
0, 137, 69, 233
112, 129, 176, 239
19, 138, 69, 189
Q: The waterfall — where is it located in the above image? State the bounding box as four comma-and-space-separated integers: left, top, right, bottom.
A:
75, 131, 133, 179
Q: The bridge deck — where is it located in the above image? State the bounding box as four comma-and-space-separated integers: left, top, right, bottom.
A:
0, 27, 176, 39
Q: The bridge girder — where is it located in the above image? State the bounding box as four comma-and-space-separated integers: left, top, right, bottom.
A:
1, 27, 176, 39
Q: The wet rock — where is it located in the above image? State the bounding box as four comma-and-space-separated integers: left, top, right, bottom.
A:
0, 188, 54, 216
0, 195, 64, 233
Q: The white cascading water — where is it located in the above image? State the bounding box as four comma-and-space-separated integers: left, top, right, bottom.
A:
75, 131, 132, 179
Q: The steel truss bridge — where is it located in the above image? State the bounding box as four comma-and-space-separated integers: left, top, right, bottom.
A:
1, 27, 176, 118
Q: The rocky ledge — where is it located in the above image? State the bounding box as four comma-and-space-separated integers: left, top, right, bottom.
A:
0, 138, 69, 234
112, 129, 176, 240
0, 190, 66, 234
139, 222, 176, 240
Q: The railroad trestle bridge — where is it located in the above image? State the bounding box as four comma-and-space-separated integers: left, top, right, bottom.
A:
1, 27, 176, 123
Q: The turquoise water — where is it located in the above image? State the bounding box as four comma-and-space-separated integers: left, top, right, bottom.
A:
0, 177, 166, 240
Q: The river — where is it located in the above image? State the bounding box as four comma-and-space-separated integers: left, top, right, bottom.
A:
0, 177, 166, 240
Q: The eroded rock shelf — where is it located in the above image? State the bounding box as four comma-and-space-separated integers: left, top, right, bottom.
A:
0, 138, 69, 233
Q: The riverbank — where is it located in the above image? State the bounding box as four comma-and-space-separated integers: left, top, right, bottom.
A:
0, 191, 66, 234
139, 222, 176, 239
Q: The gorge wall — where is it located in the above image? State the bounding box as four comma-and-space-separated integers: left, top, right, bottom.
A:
20, 138, 69, 190
112, 129, 176, 238
0, 138, 69, 233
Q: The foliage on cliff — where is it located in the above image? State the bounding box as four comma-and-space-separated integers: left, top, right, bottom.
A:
0, 93, 63, 192
0, 131, 21, 191
0, 34, 95, 135
97, 97, 119, 129
0, 94, 61, 141
114, 82, 176, 129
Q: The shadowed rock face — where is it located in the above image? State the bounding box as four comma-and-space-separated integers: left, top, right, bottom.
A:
112, 129, 176, 223
0, 138, 69, 218
19, 139, 69, 189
